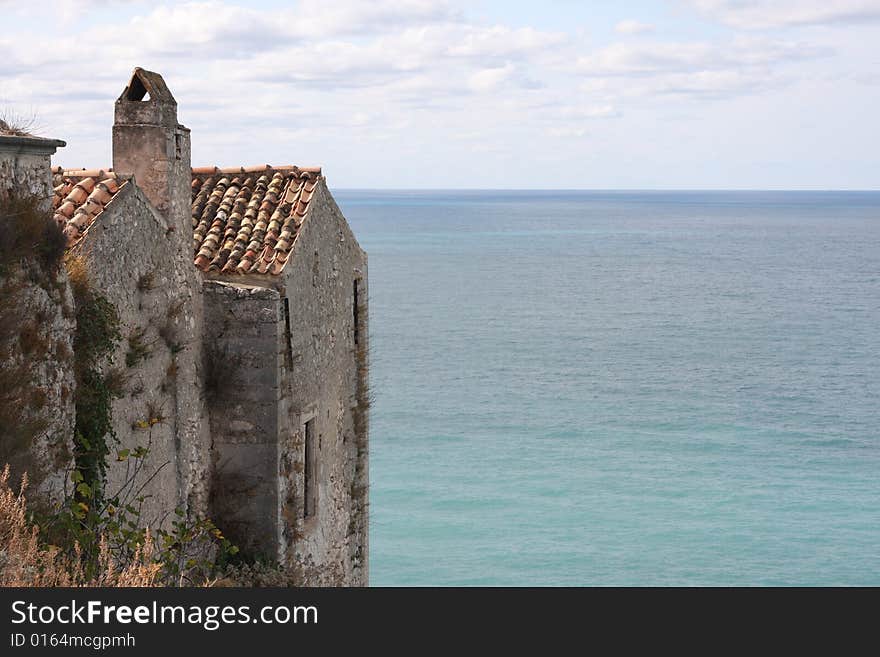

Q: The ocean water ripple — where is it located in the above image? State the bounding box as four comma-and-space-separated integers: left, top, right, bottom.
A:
337, 190, 880, 586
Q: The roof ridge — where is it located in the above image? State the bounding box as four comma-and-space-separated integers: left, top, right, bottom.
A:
192, 164, 322, 176
56, 165, 323, 177
53, 166, 120, 179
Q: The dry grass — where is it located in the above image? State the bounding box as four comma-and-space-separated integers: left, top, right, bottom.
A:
136, 271, 156, 292
126, 327, 152, 368
0, 195, 66, 275
158, 320, 180, 352
0, 465, 160, 587
0, 115, 35, 138
64, 253, 89, 297
0, 106, 45, 138
211, 561, 298, 587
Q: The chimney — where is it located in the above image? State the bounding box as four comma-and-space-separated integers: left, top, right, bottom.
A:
113, 68, 190, 236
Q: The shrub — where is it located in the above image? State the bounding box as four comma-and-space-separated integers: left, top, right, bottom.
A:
0, 194, 65, 278
0, 465, 160, 587
125, 327, 151, 368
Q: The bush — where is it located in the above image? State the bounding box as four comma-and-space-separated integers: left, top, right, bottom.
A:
0, 194, 65, 278
0, 465, 160, 586
0, 197, 239, 587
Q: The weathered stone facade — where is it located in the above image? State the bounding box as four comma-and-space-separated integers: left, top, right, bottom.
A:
204, 179, 369, 585
0, 134, 75, 504
0, 69, 368, 585
70, 180, 211, 525
0, 134, 65, 201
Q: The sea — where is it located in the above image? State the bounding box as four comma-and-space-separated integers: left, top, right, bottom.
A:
333, 190, 880, 586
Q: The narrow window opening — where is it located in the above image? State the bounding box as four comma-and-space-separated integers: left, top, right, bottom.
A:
303, 419, 317, 519
283, 297, 293, 369
353, 279, 360, 346
175, 133, 182, 160
126, 75, 150, 101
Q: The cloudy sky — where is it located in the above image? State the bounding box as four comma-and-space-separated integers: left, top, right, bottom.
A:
1, 0, 878, 188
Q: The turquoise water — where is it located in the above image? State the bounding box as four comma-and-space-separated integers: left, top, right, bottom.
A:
335, 190, 880, 586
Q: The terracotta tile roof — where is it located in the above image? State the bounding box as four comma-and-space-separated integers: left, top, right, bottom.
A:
191, 165, 321, 276
51, 167, 126, 246
51, 163, 321, 274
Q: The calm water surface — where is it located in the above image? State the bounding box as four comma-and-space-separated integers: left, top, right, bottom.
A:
335, 190, 880, 586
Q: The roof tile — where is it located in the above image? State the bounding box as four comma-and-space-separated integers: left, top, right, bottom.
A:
52, 163, 322, 273
52, 170, 124, 246
190, 165, 321, 275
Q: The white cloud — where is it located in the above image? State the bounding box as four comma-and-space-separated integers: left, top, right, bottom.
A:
640, 69, 790, 98
578, 37, 825, 77
468, 63, 517, 92
447, 25, 567, 57
546, 126, 588, 138
557, 105, 620, 120
615, 20, 655, 35
686, 0, 880, 29
571, 35, 831, 101
296, 0, 462, 36
0, 1, 874, 187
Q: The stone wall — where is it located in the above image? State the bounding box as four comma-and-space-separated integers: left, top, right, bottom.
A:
0, 135, 75, 504
0, 265, 76, 504
200, 179, 369, 585
203, 280, 281, 557
1, 127, 370, 584
276, 179, 369, 586
72, 182, 210, 525
0, 135, 64, 202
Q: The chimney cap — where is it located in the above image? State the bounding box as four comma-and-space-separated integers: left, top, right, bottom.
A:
117, 67, 177, 105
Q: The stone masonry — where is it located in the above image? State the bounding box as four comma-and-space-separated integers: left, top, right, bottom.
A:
0, 132, 75, 504
0, 68, 368, 585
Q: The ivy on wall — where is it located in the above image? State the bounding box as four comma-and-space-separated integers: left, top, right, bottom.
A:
67, 255, 122, 495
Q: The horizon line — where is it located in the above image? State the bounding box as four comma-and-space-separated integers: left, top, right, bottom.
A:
332, 187, 880, 193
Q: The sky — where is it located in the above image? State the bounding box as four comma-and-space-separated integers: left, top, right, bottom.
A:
0, 0, 878, 189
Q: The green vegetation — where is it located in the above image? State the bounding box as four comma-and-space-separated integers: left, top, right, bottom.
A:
0, 194, 65, 279
0, 195, 241, 586
125, 326, 151, 368
54, 255, 236, 583
67, 254, 122, 493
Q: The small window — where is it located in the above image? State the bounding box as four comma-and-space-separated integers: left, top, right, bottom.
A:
283, 297, 293, 369
353, 279, 360, 346
303, 419, 317, 519
175, 133, 182, 160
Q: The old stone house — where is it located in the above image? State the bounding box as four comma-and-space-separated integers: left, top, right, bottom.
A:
0, 68, 368, 585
